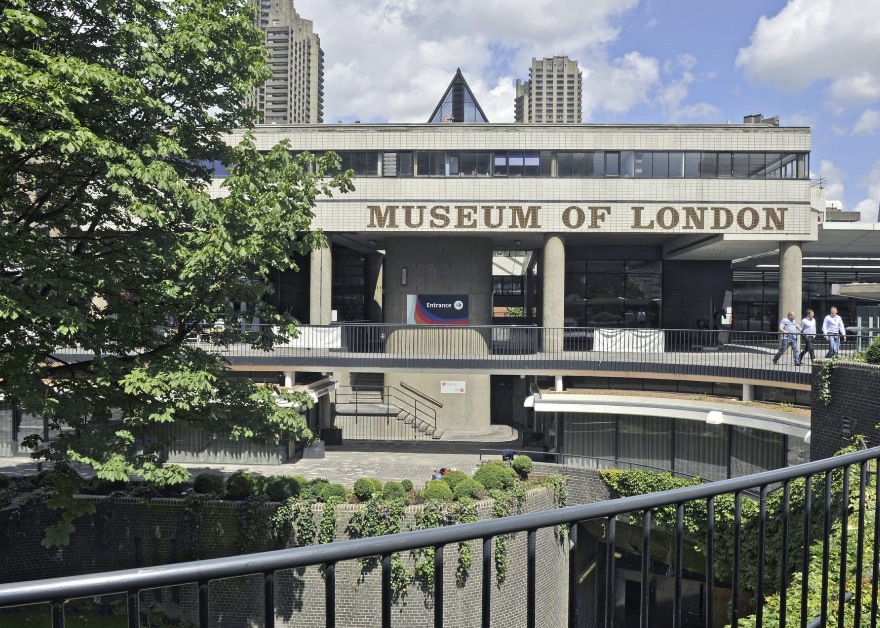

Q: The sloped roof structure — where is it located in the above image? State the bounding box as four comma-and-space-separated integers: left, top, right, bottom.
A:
427, 68, 489, 123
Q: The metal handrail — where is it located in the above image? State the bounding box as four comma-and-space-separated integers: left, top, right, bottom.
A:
2, 445, 878, 610
398, 381, 443, 408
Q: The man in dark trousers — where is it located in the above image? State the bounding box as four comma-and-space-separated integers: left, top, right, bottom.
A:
798, 309, 817, 363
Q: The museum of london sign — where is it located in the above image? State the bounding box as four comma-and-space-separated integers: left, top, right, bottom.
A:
366, 203, 802, 234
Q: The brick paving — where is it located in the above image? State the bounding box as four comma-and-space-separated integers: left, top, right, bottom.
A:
0, 425, 521, 489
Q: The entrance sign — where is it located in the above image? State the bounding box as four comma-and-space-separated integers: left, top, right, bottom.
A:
407, 295, 469, 325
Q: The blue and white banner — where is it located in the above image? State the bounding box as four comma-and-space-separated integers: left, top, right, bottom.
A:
406, 295, 469, 325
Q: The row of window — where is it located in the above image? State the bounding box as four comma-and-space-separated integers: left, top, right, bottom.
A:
207, 150, 808, 180
323, 150, 808, 179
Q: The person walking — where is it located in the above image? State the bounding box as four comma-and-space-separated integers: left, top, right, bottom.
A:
798, 309, 817, 363
822, 306, 847, 358
772, 311, 802, 366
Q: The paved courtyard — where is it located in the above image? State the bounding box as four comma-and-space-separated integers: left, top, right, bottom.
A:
0, 425, 521, 489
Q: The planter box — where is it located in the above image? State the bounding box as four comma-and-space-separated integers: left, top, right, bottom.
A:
321, 428, 343, 446
302, 441, 325, 459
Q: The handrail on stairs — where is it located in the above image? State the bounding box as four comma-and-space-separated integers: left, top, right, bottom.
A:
398, 381, 443, 408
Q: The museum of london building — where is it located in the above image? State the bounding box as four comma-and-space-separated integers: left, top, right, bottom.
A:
206, 113, 824, 474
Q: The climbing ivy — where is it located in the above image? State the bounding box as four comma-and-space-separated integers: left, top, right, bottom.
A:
347, 497, 410, 596
235, 496, 266, 553
488, 489, 511, 584
318, 497, 341, 545
455, 500, 478, 587
818, 357, 838, 405
544, 474, 569, 538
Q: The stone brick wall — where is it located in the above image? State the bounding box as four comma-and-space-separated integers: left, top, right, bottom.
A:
809, 361, 880, 460
0, 488, 570, 627
534, 462, 612, 505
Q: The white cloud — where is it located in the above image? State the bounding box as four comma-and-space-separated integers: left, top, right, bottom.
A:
786, 112, 816, 128
583, 52, 660, 118
852, 109, 880, 135
816, 159, 846, 204
827, 73, 880, 111
853, 160, 880, 222
735, 0, 880, 106
296, 0, 641, 122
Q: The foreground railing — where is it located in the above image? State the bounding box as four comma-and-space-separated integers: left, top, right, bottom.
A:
51, 325, 876, 386
1, 446, 879, 627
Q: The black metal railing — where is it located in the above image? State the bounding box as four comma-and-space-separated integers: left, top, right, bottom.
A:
1, 446, 878, 627
50, 324, 877, 385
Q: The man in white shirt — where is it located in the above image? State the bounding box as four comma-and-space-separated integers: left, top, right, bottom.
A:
798, 309, 817, 363
821, 306, 847, 358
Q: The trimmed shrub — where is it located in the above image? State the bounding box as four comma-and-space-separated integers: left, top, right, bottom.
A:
193, 472, 225, 495
866, 334, 880, 364
473, 461, 518, 490
318, 483, 348, 502
83, 477, 128, 496
265, 476, 301, 502
453, 478, 484, 501
421, 480, 453, 502
353, 477, 383, 502
441, 470, 468, 490
0, 474, 11, 490
400, 479, 414, 492
382, 481, 405, 501
511, 455, 534, 478
299, 478, 328, 501
225, 471, 259, 500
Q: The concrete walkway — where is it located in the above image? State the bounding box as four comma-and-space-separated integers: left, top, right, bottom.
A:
0, 425, 521, 489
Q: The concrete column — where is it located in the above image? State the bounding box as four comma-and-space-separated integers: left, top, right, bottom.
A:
542, 235, 565, 353
742, 383, 754, 402
319, 398, 333, 430
309, 245, 332, 325
778, 242, 803, 322
282, 370, 295, 388
555, 375, 564, 392
367, 252, 384, 322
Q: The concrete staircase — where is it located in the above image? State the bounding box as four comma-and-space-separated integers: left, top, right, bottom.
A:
333, 373, 443, 441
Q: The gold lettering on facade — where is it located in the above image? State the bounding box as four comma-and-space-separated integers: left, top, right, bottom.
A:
631, 206, 655, 229
365, 204, 792, 233
455, 206, 477, 228
737, 207, 760, 230
430, 206, 450, 228
682, 207, 706, 230
657, 206, 680, 230
483, 206, 504, 228
404, 205, 425, 228
763, 207, 787, 230
510, 206, 541, 229
562, 206, 585, 229
588, 206, 611, 229
368, 205, 398, 229
711, 207, 734, 230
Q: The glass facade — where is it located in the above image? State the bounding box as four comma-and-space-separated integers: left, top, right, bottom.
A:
299, 150, 809, 179
562, 413, 791, 481
733, 268, 880, 333
564, 259, 662, 328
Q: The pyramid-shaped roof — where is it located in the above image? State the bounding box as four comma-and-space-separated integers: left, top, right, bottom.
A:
427, 68, 489, 123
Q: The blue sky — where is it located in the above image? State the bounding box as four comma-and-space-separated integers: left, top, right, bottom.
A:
296, 0, 880, 220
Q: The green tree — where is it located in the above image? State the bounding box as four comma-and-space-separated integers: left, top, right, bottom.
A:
0, 0, 352, 545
